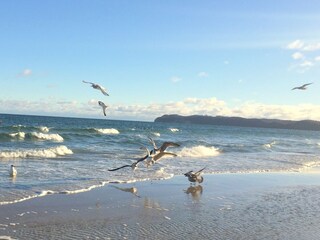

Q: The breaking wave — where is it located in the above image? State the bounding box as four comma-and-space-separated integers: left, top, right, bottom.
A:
7, 132, 64, 142
177, 145, 220, 158
29, 132, 64, 142
169, 128, 179, 132
0, 146, 73, 158
94, 128, 120, 134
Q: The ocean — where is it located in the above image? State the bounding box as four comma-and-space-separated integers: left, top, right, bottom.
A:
0, 113, 319, 205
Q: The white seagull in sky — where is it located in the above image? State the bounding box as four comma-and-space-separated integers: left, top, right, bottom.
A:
98, 101, 108, 116
83, 80, 109, 96
10, 165, 17, 177
291, 82, 313, 90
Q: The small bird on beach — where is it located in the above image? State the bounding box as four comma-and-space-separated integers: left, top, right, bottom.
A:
291, 82, 313, 90
184, 167, 206, 184
9, 165, 17, 177
98, 101, 108, 116
83, 80, 109, 96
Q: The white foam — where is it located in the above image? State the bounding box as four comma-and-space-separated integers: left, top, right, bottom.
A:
94, 128, 120, 134
0, 190, 56, 206
30, 132, 64, 142
9, 132, 26, 139
263, 141, 277, 149
178, 145, 220, 158
169, 128, 179, 132
38, 126, 50, 133
153, 132, 161, 137
0, 145, 73, 158
0, 236, 17, 240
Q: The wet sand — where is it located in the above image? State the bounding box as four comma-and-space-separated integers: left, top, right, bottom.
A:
2, 172, 320, 239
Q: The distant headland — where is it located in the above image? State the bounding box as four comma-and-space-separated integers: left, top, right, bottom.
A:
154, 114, 320, 131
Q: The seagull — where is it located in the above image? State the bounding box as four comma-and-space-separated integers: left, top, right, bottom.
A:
148, 137, 180, 155
184, 167, 206, 184
83, 80, 109, 96
98, 101, 108, 116
108, 147, 150, 172
10, 165, 17, 177
142, 144, 178, 167
291, 82, 313, 90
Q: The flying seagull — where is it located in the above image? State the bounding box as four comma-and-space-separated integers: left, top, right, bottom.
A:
148, 137, 180, 155
184, 167, 206, 184
108, 147, 150, 172
10, 165, 17, 177
98, 101, 108, 116
83, 80, 109, 96
144, 139, 179, 167
291, 82, 313, 90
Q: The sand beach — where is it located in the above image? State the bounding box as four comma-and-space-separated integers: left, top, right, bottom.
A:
2, 172, 320, 240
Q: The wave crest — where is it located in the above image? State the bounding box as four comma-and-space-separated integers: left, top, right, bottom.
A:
169, 128, 179, 132
0, 145, 73, 158
29, 132, 64, 142
178, 145, 220, 157
94, 128, 119, 134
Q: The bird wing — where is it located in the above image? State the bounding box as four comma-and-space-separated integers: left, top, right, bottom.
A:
302, 82, 313, 88
159, 142, 180, 152
148, 137, 158, 150
153, 151, 177, 161
291, 87, 298, 90
108, 164, 132, 171
195, 167, 206, 176
98, 86, 109, 96
82, 80, 94, 85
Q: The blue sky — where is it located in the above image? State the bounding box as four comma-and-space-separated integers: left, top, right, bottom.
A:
1, 0, 320, 121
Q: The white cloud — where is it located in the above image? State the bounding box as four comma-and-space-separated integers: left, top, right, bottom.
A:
197, 72, 209, 78
1, 97, 320, 121
300, 60, 314, 68
303, 42, 320, 51
291, 52, 304, 60
170, 76, 182, 83
314, 56, 320, 61
286, 40, 304, 50
19, 69, 32, 77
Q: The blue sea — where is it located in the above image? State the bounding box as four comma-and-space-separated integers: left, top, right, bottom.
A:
0, 113, 320, 205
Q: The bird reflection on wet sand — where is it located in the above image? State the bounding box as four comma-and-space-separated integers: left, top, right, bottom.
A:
110, 185, 140, 198
184, 185, 203, 201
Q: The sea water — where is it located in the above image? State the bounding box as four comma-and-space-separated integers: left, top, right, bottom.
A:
0, 113, 319, 205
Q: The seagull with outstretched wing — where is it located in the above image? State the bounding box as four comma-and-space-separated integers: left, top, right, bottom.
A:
292, 82, 313, 90
184, 167, 206, 184
83, 80, 109, 96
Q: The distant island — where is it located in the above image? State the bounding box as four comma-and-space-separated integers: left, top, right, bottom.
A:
154, 114, 320, 131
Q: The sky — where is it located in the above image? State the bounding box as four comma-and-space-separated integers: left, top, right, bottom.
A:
1, 0, 320, 121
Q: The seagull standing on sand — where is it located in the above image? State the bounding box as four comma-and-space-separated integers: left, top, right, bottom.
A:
291, 82, 313, 90
98, 101, 108, 116
83, 80, 109, 96
10, 165, 17, 177
184, 167, 206, 184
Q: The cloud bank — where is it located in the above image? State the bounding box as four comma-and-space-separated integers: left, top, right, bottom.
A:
1, 97, 320, 121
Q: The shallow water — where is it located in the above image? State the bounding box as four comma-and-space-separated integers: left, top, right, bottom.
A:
0, 113, 320, 205
2, 174, 320, 240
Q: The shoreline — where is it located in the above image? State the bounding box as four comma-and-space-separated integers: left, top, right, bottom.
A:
1, 167, 320, 206
2, 171, 320, 239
